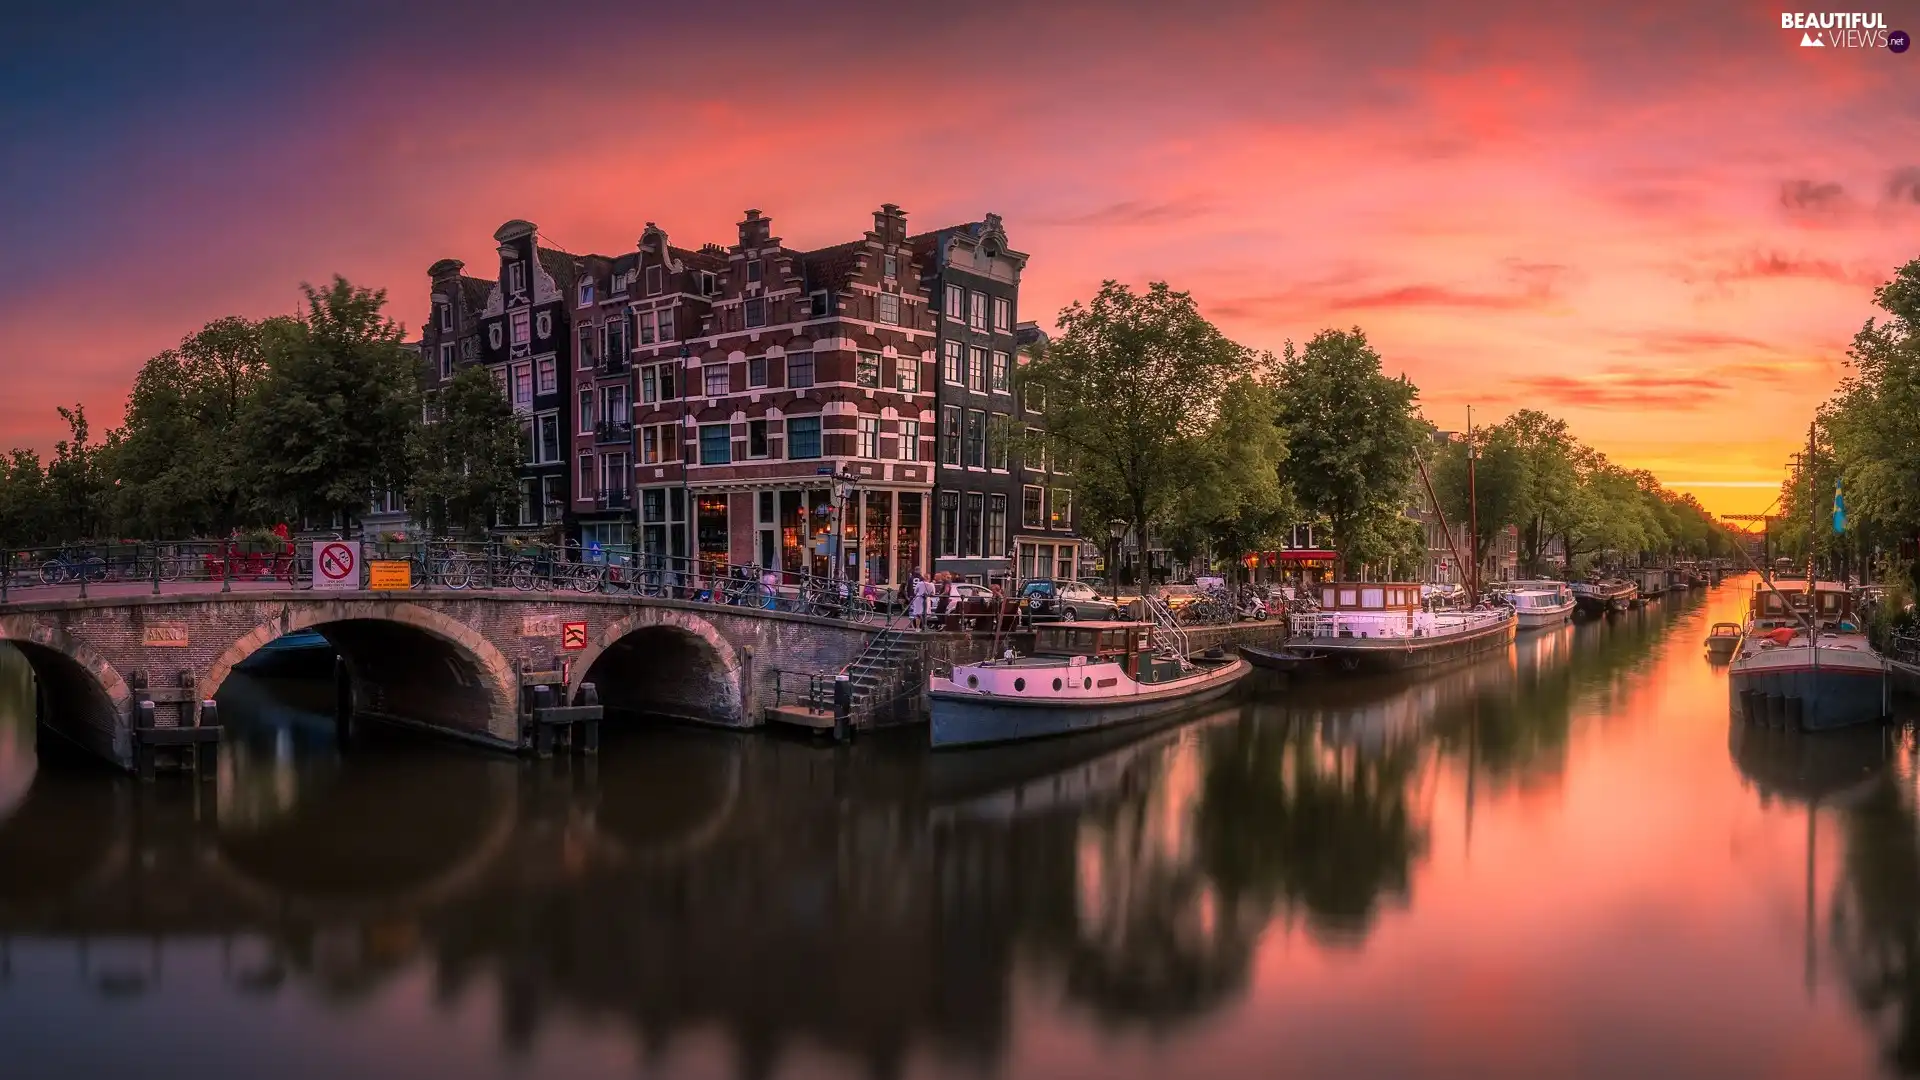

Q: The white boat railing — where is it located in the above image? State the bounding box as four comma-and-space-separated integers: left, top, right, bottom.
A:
1144, 595, 1194, 669
1291, 606, 1511, 641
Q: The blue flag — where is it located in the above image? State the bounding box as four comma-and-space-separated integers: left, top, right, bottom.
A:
1833, 478, 1846, 534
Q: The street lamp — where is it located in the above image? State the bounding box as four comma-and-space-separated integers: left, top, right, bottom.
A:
1107, 518, 1128, 598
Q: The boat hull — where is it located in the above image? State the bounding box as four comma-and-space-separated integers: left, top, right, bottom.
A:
1730, 645, 1888, 731
930, 659, 1248, 749
1305, 613, 1516, 674
1238, 645, 1326, 673
1514, 602, 1574, 630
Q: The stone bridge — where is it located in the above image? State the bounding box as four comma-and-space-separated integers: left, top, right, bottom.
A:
0, 589, 877, 770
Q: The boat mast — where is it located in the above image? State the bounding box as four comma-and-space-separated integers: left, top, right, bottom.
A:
1467, 406, 1480, 599
1414, 447, 1472, 602
1805, 420, 1818, 591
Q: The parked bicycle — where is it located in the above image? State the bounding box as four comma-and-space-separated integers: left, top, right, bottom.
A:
41, 549, 108, 585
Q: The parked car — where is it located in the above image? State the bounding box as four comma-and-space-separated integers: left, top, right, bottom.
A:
1019, 580, 1122, 622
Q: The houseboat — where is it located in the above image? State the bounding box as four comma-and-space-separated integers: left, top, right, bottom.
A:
1290, 582, 1516, 673
1571, 578, 1636, 616
1730, 578, 1889, 731
930, 622, 1248, 749
1497, 580, 1577, 630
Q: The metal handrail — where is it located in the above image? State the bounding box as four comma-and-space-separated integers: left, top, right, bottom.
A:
0, 536, 902, 626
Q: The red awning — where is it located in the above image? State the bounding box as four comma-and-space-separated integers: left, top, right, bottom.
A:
1273, 549, 1337, 562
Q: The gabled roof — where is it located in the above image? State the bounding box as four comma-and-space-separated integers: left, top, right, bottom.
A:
800, 239, 866, 290
458, 276, 493, 311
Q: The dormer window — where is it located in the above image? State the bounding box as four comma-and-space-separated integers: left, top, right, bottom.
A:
578, 281, 594, 307
700, 271, 718, 296
507, 262, 526, 293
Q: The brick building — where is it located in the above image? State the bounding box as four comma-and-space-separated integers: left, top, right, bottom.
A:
423, 219, 580, 536
620, 205, 937, 589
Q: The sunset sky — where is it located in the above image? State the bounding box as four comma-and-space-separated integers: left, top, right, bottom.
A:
3, 0, 1915, 518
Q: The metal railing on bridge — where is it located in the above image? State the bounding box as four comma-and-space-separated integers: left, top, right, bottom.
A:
0, 538, 907, 625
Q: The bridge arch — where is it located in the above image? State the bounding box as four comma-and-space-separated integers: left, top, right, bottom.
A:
0, 615, 135, 768
207, 601, 520, 746
568, 608, 745, 727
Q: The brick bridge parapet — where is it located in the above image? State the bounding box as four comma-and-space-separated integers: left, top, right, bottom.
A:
0, 590, 877, 770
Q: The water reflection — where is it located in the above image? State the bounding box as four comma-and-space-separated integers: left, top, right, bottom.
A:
7, 585, 1920, 1078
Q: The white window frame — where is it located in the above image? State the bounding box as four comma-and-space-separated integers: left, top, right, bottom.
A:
511, 310, 530, 346
535, 356, 557, 395
877, 292, 900, 325
704, 365, 729, 397
857, 416, 879, 459
968, 291, 986, 331
579, 388, 595, 434
744, 296, 767, 328
897, 356, 919, 393
898, 419, 919, 461
535, 411, 563, 464
945, 285, 963, 320
577, 325, 595, 369
578, 280, 594, 307
747, 355, 767, 388
507, 262, 526, 293
439, 342, 455, 380
992, 297, 1011, 332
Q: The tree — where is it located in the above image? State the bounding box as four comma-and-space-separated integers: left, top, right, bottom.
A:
1431, 424, 1530, 583
242, 277, 421, 529
1021, 281, 1253, 589
1501, 410, 1579, 575
0, 450, 48, 548
1162, 374, 1295, 572
110, 316, 281, 537
408, 365, 524, 536
1275, 328, 1422, 577
45, 405, 109, 542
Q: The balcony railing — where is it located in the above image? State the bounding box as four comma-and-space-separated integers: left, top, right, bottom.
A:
599, 355, 632, 377
595, 420, 633, 445
597, 489, 632, 511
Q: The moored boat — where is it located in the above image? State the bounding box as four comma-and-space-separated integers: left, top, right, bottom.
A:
1729, 578, 1888, 731
1571, 578, 1635, 616
930, 621, 1248, 749
1237, 644, 1328, 673
1705, 622, 1741, 660
1498, 580, 1576, 630
1290, 581, 1516, 673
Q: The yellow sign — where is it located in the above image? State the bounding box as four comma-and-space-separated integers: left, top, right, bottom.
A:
142, 624, 189, 647
368, 560, 412, 590
562, 622, 588, 650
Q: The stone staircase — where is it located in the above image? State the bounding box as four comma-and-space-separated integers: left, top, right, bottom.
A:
842, 626, 914, 724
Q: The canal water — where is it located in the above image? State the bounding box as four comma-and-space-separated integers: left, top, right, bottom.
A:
3, 578, 1920, 1079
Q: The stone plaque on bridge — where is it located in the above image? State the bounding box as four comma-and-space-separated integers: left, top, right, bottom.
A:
522, 614, 562, 638
142, 624, 189, 647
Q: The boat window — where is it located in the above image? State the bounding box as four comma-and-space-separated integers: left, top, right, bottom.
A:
1362, 588, 1384, 609
1322, 587, 1337, 607
1339, 588, 1358, 607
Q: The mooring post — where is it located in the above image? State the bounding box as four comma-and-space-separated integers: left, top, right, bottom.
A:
196, 699, 220, 779
833, 673, 852, 744
579, 682, 600, 755
532, 684, 555, 759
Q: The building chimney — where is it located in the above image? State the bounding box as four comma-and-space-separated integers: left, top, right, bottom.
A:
739, 209, 770, 248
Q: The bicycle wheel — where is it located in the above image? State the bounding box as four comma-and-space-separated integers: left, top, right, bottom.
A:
158, 556, 181, 581
439, 558, 471, 590
571, 565, 604, 594
40, 563, 63, 586
510, 563, 537, 592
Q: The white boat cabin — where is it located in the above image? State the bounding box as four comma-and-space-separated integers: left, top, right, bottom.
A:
1025, 622, 1192, 685
1748, 578, 1859, 632
1314, 583, 1425, 612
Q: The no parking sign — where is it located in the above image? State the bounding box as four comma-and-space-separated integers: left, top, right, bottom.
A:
313, 541, 360, 591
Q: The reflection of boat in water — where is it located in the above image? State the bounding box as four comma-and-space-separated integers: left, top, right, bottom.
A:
928, 704, 1243, 825
1286, 652, 1518, 755
1729, 718, 1892, 807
